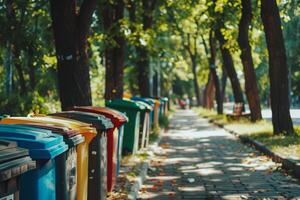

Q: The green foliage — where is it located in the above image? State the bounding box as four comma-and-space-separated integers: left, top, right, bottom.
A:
0, 91, 59, 116
159, 115, 170, 128
149, 132, 159, 143
0, 0, 299, 117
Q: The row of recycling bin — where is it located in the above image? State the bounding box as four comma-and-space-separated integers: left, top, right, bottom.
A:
0, 97, 168, 200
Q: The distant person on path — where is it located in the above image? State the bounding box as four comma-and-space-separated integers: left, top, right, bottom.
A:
185, 98, 190, 109
179, 99, 187, 109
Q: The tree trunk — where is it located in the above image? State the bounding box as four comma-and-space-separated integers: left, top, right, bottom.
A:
238, 0, 262, 121
28, 44, 36, 90
50, 0, 96, 110
209, 31, 223, 114
137, 0, 157, 97
153, 67, 161, 97
216, 29, 245, 105
6, 0, 26, 95
12, 46, 26, 95
137, 47, 151, 97
221, 66, 227, 102
5, 42, 13, 95
203, 72, 215, 109
191, 58, 201, 106
261, 0, 294, 134
102, 0, 125, 100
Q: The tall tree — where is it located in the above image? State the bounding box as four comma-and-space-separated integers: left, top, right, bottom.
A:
261, 0, 294, 134
216, 29, 245, 106
101, 0, 125, 100
209, 31, 223, 114
5, 0, 27, 95
137, 0, 157, 97
50, 0, 96, 110
202, 33, 215, 110
238, 0, 262, 121
203, 72, 215, 109
183, 33, 202, 106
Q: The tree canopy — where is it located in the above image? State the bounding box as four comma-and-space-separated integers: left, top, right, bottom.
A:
0, 0, 299, 134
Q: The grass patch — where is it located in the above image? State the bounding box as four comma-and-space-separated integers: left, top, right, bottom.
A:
194, 107, 300, 161
159, 115, 169, 128
224, 122, 300, 160
149, 131, 159, 143
193, 107, 228, 125
248, 132, 300, 160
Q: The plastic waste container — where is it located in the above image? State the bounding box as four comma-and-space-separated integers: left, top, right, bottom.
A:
132, 101, 153, 149
147, 98, 160, 128
0, 117, 97, 200
106, 99, 145, 155
49, 111, 113, 200
131, 97, 155, 127
160, 97, 169, 116
70, 106, 128, 192
14, 123, 84, 200
0, 140, 36, 200
157, 98, 165, 118
0, 124, 68, 200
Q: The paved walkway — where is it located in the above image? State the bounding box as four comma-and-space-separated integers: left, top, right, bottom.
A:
137, 110, 300, 200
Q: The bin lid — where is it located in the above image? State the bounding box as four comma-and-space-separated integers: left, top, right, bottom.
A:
0, 116, 93, 129
0, 124, 68, 159
71, 106, 128, 128
49, 111, 114, 131
0, 116, 97, 144
105, 99, 146, 111
0, 140, 36, 182
18, 123, 85, 147
147, 98, 161, 106
131, 97, 155, 106
160, 97, 169, 102
134, 101, 153, 112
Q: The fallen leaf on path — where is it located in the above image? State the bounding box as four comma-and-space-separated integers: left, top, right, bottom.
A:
160, 143, 170, 149
187, 178, 195, 183
168, 192, 175, 197
139, 187, 147, 193
156, 181, 164, 186
152, 185, 158, 190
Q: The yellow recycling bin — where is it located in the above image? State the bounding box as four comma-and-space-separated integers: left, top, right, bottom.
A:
146, 99, 160, 128
0, 116, 97, 200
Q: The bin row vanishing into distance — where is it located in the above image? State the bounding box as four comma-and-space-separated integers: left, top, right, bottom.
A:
0, 97, 168, 200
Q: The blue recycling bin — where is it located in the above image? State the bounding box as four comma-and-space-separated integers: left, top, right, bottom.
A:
131, 97, 155, 126
0, 124, 68, 200
158, 98, 164, 118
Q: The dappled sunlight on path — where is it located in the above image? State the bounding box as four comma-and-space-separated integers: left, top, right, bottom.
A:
137, 109, 300, 200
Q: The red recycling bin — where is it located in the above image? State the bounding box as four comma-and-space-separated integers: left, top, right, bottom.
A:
70, 106, 128, 192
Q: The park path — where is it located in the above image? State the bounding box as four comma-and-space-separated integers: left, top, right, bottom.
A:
137, 109, 300, 200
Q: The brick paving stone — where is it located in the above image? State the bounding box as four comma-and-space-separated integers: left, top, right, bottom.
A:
137, 110, 300, 200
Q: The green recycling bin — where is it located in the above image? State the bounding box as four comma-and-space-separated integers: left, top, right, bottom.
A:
49, 111, 113, 200
106, 99, 146, 155
133, 101, 153, 149
0, 140, 36, 200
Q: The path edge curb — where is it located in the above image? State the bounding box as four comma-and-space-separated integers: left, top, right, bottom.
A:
208, 119, 300, 180
127, 129, 165, 200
